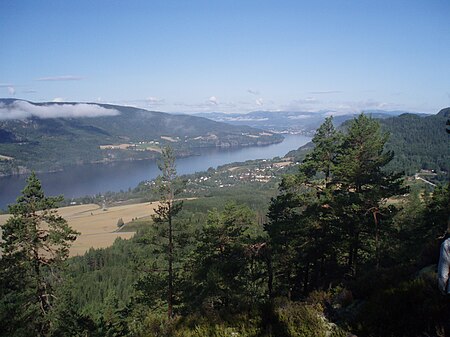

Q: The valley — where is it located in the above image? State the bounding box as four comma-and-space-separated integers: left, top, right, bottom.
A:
0, 99, 283, 176
0, 134, 311, 210
2, 2, 449, 336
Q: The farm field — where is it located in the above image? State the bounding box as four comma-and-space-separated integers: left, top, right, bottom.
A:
0, 201, 158, 256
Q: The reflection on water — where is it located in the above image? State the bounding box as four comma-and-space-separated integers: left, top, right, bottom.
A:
0, 135, 311, 209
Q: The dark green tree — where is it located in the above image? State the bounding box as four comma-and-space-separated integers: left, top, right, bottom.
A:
0, 172, 78, 336
135, 146, 186, 319
421, 183, 450, 239
116, 218, 124, 228
333, 114, 406, 275
267, 114, 406, 298
266, 117, 342, 297
184, 203, 267, 312
301, 116, 342, 185
46, 280, 97, 337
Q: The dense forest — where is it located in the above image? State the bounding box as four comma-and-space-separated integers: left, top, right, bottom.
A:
1, 113, 450, 336
380, 108, 450, 177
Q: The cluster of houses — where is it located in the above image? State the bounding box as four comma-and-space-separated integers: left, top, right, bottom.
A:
183, 159, 295, 192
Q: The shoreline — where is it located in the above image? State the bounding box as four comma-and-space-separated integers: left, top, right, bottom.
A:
0, 137, 284, 178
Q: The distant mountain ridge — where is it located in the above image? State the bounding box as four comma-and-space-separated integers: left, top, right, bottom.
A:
0, 99, 283, 176
193, 109, 423, 134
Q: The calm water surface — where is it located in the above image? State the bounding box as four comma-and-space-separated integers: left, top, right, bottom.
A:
0, 135, 310, 209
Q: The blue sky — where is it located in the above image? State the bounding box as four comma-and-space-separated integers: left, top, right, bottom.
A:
1, 0, 449, 114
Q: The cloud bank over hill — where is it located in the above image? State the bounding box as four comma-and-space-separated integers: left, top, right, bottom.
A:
0, 101, 120, 120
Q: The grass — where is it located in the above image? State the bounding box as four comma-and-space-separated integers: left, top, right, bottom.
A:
118, 217, 153, 232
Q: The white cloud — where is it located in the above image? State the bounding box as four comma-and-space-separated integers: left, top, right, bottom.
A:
294, 97, 318, 104
336, 99, 393, 113
8, 87, 15, 96
255, 98, 263, 106
23, 89, 37, 94
288, 115, 313, 120
0, 83, 14, 87
0, 101, 120, 120
208, 96, 218, 105
308, 90, 342, 95
35, 75, 84, 81
146, 96, 165, 105
52, 97, 65, 102
283, 97, 321, 112
321, 99, 403, 116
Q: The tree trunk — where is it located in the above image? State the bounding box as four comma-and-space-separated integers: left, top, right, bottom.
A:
168, 207, 173, 319
373, 211, 380, 270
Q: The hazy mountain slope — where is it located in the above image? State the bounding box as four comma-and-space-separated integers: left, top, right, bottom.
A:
194, 110, 412, 134
0, 100, 282, 175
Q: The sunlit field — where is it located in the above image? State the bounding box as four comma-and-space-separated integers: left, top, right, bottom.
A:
0, 202, 158, 256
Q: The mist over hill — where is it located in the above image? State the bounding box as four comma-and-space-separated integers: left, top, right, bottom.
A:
0, 99, 283, 176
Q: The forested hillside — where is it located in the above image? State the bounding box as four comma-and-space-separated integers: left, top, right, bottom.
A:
287, 108, 450, 180
381, 108, 450, 176
1, 114, 450, 337
0, 99, 282, 176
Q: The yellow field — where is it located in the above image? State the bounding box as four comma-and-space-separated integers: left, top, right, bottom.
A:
160, 136, 178, 142
273, 161, 293, 168
0, 202, 158, 256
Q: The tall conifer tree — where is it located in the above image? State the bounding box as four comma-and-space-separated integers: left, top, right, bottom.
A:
135, 146, 185, 319
266, 117, 342, 296
334, 114, 405, 274
0, 172, 78, 336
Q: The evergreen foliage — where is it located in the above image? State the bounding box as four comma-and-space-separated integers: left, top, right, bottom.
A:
183, 203, 268, 313
0, 172, 78, 336
266, 114, 406, 299
380, 109, 450, 175
135, 146, 187, 319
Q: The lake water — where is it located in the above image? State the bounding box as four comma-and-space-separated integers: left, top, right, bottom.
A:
0, 135, 311, 210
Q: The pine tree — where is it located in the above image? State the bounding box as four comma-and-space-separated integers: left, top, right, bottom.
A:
266, 117, 342, 297
266, 114, 406, 297
135, 146, 186, 319
334, 114, 406, 274
0, 172, 78, 336
301, 116, 341, 185
185, 203, 266, 312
